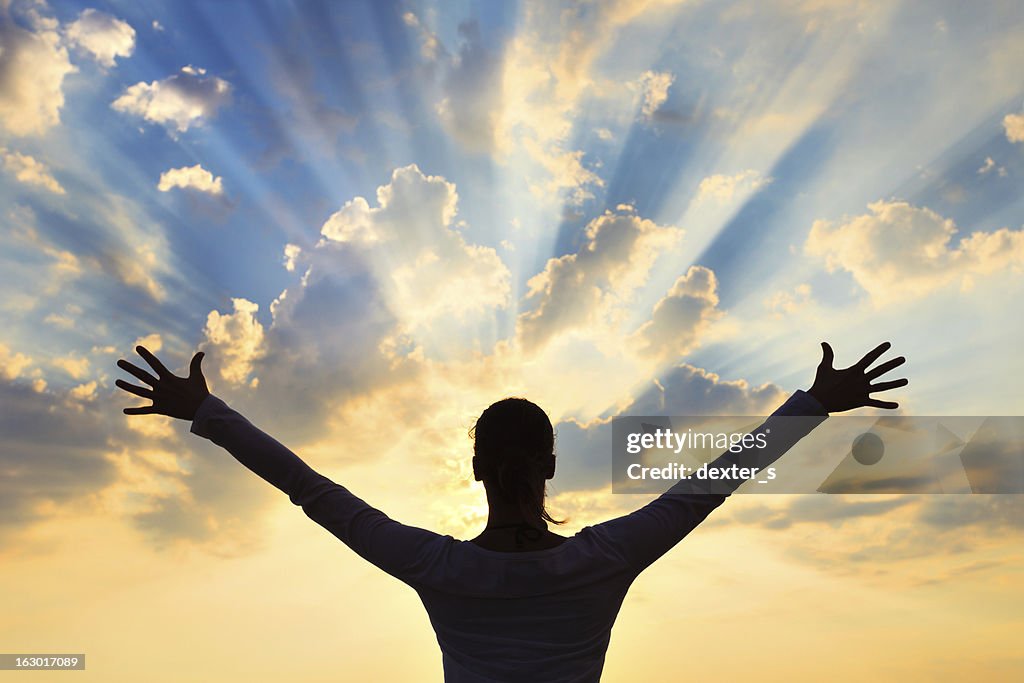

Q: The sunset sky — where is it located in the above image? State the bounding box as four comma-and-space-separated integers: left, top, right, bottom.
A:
2, 0, 1023, 680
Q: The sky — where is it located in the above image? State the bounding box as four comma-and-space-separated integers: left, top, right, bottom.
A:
1, 0, 1023, 680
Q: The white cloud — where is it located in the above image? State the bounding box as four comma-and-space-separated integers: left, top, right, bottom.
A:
202, 298, 266, 385
0, 10, 76, 136
282, 243, 301, 272
1003, 107, 1024, 143
132, 333, 163, 353
805, 200, 1024, 304
696, 170, 771, 204
112, 66, 231, 132
319, 164, 510, 330
402, 11, 441, 61
518, 209, 683, 351
52, 354, 91, 380
157, 164, 224, 195
69, 381, 98, 401
766, 283, 813, 316
638, 70, 674, 118
65, 8, 135, 67
0, 148, 65, 193
977, 156, 1008, 178
43, 313, 76, 329
631, 266, 722, 361
0, 343, 33, 380
430, 2, 684, 203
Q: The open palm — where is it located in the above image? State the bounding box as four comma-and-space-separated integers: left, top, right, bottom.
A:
115, 346, 211, 421
807, 341, 908, 413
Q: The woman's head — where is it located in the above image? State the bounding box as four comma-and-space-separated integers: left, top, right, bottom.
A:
471, 397, 563, 525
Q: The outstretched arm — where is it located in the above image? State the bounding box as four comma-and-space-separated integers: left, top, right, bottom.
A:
590, 341, 908, 574
115, 346, 450, 585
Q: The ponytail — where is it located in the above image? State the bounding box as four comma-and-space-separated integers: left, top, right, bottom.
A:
488, 446, 564, 526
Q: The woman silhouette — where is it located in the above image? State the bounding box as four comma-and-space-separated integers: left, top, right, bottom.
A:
116, 341, 906, 682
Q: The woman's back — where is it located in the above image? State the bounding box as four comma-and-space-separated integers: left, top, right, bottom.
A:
417, 531, 637, 682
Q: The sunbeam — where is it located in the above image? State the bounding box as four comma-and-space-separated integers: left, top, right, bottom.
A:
2, 0, 1023, 681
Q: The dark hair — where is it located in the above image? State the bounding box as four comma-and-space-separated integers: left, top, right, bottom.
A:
470, 397, 565, 526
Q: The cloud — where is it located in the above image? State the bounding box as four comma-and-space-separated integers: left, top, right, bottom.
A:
90, 194, 171, 301
552, 363, 787, 493
0, 343, 33, 380
43, 312, 75, 329
717, 494, 1024, 584
132, 333, 163, 353
69, 380, 98, 401
0, 378, 118, 542
255, 32, 358, 167
52, 353, 90, 380
805, 200, 1024, 304
428, 2, 685, 203
0, 147, 65, 193
518, 209, 683, 351
695, 170, 771, 204
246, 250, 408, 445
0, 8, 76, 136
624, 363, 787, 417
765, 283, 813, 317
64, 8, 135, 67
638, 70, 674, 118
402, 11, 442, 61
1003, 106, 1024, 143
630, 266, 722, 362
916, 495, 1024, 531
522, 140, 604, 205
10, 195, 169, 301
436, 21, 503, 154
157, 164, 224, 195
201, 298, 266, 386
319, 164, 510, 332
112, 65, 231, 132
730, 495, 916, 531
282, 243, 301, 272
976, 157, 1008, 178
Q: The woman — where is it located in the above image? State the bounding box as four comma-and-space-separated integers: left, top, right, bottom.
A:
116, 341, 906, 682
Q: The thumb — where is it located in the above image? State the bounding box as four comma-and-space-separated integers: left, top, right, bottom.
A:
819, 342, 834, 368
189, 351, 206, 378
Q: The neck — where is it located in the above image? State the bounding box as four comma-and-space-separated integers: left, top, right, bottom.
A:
482, 488, 545, 530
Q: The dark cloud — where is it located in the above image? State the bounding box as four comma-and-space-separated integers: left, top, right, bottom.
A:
0, 379, 115, 540
730, 495, 916, 530
624, 363, 785, 416
437, 20, 505, 153
236, 243, 413, 446
552, 364, 787, 493
916, 495, 1024, 530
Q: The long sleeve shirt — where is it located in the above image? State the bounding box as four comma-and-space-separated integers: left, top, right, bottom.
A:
190, 390, 828, 682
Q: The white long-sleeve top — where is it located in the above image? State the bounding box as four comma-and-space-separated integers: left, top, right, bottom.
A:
191, 390, 828, 682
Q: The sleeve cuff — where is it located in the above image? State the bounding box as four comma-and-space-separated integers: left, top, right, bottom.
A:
190, 394, 229, 439
790, 389, 829, 416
